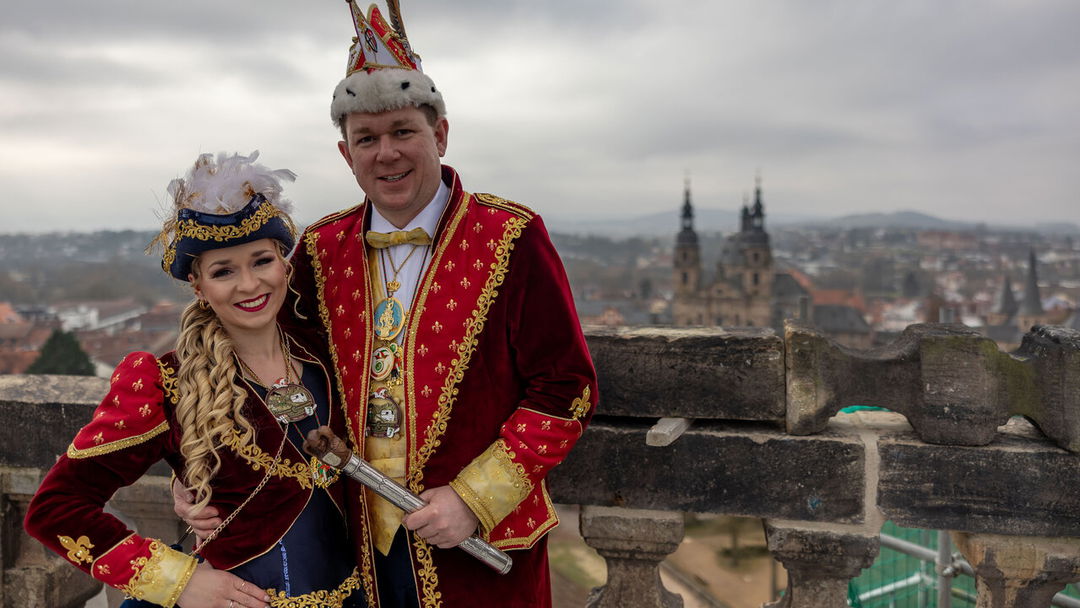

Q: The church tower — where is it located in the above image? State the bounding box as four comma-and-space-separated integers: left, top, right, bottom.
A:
738, 173, 774, 300
672, 178, 703, 325
674, 178, 701, 296
1016, 248, 1046, 330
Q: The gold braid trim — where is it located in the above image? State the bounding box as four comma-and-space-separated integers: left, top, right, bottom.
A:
304, 230, 362, 459
219, 429, 314, 489
303, 229, 377, 607
409, 216, 527, 488
473, 193, 535, 221
409, 213, 529, 608
119, 540, 197, 608
267, 568, 362, 607
161, 201, 296, 270
490, 479, 560, 550
66, 421, 170, 459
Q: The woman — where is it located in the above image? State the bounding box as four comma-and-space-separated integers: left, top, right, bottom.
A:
24, 152, 363, 608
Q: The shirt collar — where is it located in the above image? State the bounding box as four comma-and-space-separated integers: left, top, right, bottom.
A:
369, 177, 450, 238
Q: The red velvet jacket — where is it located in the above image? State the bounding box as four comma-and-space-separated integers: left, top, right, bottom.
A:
289, 166, 597, 608
24, 333, 349, 606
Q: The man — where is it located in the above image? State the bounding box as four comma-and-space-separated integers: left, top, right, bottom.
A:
177, 3, 596, 607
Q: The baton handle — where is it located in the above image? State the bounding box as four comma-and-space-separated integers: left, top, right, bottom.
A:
336, 453, 513, 574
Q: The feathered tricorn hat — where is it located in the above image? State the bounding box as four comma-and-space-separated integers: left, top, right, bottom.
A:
330, 1, 445, 129
148, 151, 298, 281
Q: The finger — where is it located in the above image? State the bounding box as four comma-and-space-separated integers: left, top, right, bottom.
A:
188, 518, 222, 534
235, 579, 272, 604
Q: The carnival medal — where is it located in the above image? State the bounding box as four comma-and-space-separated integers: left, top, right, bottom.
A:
266, 378, 316, 424
366, 386, 402, 439
373, 296, 406, 341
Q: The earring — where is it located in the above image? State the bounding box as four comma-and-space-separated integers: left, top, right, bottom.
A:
198, 299, 209, 310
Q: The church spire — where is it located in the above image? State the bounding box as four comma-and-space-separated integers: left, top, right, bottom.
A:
751, 171, 765, 232
992, 274, 1019, 317
1019, 248, 1044, 315
680, 175, 694, 232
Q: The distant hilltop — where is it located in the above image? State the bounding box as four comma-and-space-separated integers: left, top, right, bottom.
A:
2, 212, 1079, 241
544, 209, 1080, 238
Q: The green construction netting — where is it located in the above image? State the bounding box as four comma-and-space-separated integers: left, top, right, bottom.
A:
848, 522, 1080, 607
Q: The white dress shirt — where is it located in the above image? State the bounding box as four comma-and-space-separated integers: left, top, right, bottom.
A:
368, 178, 450, 343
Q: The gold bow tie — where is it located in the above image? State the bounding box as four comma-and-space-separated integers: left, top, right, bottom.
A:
365, 227, 432, 249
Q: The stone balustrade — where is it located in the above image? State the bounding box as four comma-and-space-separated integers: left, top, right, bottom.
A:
1, 322, 1078, 607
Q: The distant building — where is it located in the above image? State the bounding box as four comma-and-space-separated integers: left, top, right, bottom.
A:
54, 297, 148, 333
0, 302, 56, 374
670, 177, 872, 346
673, 176, 775, 328
983, 249, 1056, 349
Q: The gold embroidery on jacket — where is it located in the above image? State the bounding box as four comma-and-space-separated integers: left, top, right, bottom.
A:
570, 385, 592, 420
267, 568, 362, 607
59, 535, 94, 564
67, 421, 170, 460
408, 211, 529, 608
119, 540, 197, 607
304, 227, 377, 607
220, 430, 314, 489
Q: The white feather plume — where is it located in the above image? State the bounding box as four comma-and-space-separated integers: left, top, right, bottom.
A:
167, 151, 296, 215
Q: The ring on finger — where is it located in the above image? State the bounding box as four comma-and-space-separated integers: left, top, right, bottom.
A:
228, 601, 235, 608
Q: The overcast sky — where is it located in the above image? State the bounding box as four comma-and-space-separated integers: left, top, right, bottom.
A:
2, 0, 1078, 234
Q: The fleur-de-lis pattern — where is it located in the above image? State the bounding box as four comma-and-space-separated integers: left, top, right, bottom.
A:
291, 175, 595, 582
67, 352, 170, 459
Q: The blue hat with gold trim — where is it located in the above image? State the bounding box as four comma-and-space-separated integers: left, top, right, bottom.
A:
149, 151, 298, 281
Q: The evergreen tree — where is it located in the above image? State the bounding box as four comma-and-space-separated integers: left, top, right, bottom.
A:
26, 330, 95, 376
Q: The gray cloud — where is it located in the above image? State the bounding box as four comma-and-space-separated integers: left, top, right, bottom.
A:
1, 0, 1078, 233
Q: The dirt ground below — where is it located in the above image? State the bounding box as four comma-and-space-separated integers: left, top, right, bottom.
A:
549, 508, 785, 608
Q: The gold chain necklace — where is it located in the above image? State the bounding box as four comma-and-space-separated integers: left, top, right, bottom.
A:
380, 244, 422, 296
237, 327, 316, 424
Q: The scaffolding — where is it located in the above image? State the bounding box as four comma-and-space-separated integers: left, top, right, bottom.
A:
848, 522, 1080, 608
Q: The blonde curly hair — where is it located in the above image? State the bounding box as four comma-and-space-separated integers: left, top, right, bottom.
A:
172, 244, 294, 516
173, 299, 256, 517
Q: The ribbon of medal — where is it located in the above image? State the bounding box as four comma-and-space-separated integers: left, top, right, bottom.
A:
366, 237, 427, 439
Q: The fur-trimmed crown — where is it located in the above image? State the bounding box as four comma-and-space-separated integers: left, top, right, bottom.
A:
331, 1, 446, 129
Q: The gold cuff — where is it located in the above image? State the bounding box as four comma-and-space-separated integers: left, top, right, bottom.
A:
450, 440, 532, 536
122, 541, 198, 608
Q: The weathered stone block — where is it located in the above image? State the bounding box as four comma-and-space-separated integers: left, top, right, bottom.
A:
0, 374, 106, 469
764, 522, 879, 608
952, 532, 1080, 608
1010, 325, 1080, 453
877, 419, 1080, 538
786, 321, 1010, 447
549, 420, 865, 523
580, 506, 684, 608
584, 326, 785, 420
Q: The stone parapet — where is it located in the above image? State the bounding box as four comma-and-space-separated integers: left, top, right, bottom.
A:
549, 419, 865, 523
2, 321, 1079, 607
785, 321, 1080, 453
878, 418, 1080, 538
584, 326, 785, 420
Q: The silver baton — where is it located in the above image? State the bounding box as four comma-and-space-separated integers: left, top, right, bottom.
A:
332, 452, 513, 574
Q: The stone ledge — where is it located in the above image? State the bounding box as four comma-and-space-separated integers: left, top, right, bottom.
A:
549, 419, 865, 523
877, 418, 1080, 538
584, 326, 784, 420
